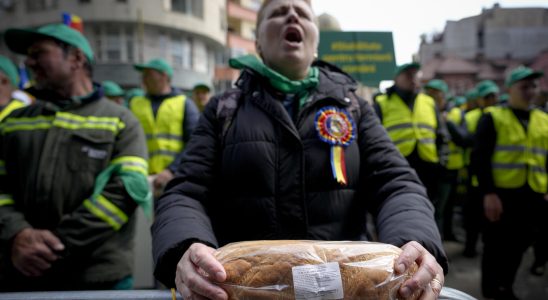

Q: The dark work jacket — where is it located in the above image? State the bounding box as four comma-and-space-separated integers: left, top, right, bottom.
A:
151, 61, 448, 287
0, 86, 147, 290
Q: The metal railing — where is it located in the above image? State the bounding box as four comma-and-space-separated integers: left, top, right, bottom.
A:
0, 287, 476, 300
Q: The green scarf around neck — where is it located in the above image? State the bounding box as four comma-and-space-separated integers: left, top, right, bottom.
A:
229, 54, 319, 108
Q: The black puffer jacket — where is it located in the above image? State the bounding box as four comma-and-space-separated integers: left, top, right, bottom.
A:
152, 61, 448, 287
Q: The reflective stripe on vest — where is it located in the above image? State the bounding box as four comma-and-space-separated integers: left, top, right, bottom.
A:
0, 99, 26, 121
83, 194, 128, 231
446, 107, 465, 170
0, 113, 125, 134
0, 159, 5, 176
490, 107, 548, 193
110, 156, 149, 177
377, 93, 439, 163
0, 194, 14, 206
130, 95, 185, 174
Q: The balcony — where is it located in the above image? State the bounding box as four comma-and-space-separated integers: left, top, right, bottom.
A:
228, 32, 256, 54
228, 1, 257, 23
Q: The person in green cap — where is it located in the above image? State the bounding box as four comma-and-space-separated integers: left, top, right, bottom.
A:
424, 79, 449, 112
464, 88, 479, 111
375, 63, 448, 204
424, 79, 462, 241
130, 58, 199, 196
102, 80, 125, 106
476, 80, 500, 109
191, 83, 212, 112
473, 66, 547, 299
0, 23, 150, 291
0, 55, 27, 121
460, 80, 500, 257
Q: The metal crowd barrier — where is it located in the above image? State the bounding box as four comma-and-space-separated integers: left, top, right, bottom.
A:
0, 287, 476, 300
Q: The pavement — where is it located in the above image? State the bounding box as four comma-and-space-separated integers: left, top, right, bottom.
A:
443, 216, 548, 300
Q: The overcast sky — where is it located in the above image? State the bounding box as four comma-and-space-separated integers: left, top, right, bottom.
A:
312, 0, 548, 65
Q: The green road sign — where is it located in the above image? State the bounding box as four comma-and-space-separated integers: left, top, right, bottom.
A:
319, 31, 396, 87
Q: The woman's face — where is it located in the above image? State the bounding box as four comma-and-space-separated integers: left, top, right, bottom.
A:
256, 0, 318, 80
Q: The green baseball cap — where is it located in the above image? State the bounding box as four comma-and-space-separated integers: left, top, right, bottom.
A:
394, 62, 421, 77
476, 80, 500, 98
453, 96, 467, 106
424, 79, 449, 94
102, 80, 125, 97
499, 93, 509, 103
192, 83, 211, 92
126, 88, 144, 100
134, 58, 173, 78
465, 88, 478, 102
4, 23, 94, 63
505, 66, 544, 87
0, 55, 19, 87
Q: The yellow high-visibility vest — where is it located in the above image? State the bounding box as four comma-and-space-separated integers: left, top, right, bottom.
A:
490, 106, 548, 193
446, 106, 465, 170
464, 107, 495, 186
130, 95, 185, 174
465, 108, 483, 135
0, 99, 26, 121
377, 93, 439, 163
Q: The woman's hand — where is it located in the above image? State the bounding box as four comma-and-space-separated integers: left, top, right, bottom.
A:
395, 241, 444, 299
175, 243, 228, 300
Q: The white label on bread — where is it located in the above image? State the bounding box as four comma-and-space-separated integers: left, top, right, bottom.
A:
292, 262, 344, 300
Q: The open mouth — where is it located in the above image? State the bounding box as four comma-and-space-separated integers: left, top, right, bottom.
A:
284, 28, 303, 43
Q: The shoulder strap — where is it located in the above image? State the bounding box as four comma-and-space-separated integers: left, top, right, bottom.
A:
216, 89, 243, 138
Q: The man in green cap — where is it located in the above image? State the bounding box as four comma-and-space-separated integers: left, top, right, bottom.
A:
476, 80, 499, 109
424, 79, 449, 112
464, 88, 479, 111
191, 83, 212, 112
375, 63, 448, 203
423, 79, 462, 241
0, 23, 150, 291
473, 66, 547, 299
130, 58, 199, 196
461, 80, 500, 257
0, 55, 27, 121
102, 80, 125, 106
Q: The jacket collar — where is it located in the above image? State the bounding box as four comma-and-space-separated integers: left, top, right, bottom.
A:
27, 82, 103, 111
236, 60, 358, 109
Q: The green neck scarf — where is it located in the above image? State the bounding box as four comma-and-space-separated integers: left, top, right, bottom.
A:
229, 55, 319, 108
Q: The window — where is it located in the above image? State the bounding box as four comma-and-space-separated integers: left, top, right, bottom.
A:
171, 0, 203, 18
181, 38, 192, 69
126, 28, 134, 62
26, 0, 58, 12
79, 0, 91, 3
170, 36, 192, 69
193, 40, 207, 73
171, 38, 184, 67
93, 25, 136, 63
94, 27, 102, 61
105, 27, 121, 62
247, 0, 262, 11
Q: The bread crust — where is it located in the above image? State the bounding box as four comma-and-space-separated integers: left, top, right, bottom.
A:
214, 240, 418, 300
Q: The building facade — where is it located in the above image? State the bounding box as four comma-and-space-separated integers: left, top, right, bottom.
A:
418, 4, 548, 95
0, 0, 227, 91
214, 0, 262, 91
